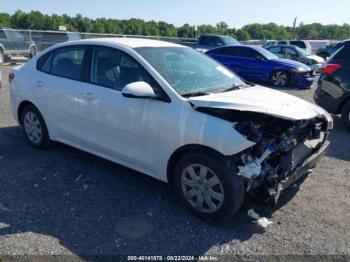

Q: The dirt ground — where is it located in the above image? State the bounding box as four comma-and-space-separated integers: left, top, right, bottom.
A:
0, 64, 349, 260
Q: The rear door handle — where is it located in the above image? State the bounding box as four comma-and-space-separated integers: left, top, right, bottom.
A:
35, 80, 45, 88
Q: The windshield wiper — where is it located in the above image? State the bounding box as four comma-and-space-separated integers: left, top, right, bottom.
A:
182, 91, 211, 98
222, 84, 245, 93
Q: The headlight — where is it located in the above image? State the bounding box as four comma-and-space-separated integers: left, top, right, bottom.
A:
292, 67, 307, 73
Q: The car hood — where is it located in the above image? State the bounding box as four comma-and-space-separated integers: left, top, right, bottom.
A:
306, 55, 325, 63
274, 58, 311, 70
189, 85, 328, 121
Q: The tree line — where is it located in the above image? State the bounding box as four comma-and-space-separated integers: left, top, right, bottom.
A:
1, 10, 350, 40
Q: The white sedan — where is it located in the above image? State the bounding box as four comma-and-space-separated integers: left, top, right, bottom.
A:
10, 38, 332, 221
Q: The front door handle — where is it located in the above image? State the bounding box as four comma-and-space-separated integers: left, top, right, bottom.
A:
83, 92, 97, 101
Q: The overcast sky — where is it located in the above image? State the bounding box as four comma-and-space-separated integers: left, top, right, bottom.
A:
1, 0, 349, 28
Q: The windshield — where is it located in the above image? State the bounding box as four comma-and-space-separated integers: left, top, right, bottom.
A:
255, 47, 279, 60
136, 47, 246, 96
221, 36, 240, 45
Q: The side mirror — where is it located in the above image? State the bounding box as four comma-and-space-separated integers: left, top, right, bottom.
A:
122, 81, 156, 99
256, 55, 265, 62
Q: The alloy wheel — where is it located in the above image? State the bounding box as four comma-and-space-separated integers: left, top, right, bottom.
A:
181, 164, 224, 213
271, 71, 288, 86
23, 111, 43, 144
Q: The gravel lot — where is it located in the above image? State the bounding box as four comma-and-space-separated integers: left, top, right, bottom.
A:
0, 64, 349, 260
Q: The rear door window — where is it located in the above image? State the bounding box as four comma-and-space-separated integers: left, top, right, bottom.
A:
238, 47, 259, 59
211, 47, 240, 56
51, 47, 86, 80
285, 47, 298, 57
269, 46, 283, 54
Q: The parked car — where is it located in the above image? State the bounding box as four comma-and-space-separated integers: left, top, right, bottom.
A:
0, 28, 37, 64
31, 31, 81, 51
192, 34, 240, 53
10, 38, 332, 221
267, 45, 325, 72
263, 40, 313, 54
206, 45, 315, 88
315, 40, 349, 60
314, 40, 350, 130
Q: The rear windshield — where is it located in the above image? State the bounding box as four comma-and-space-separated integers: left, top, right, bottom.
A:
332, 45, 350, 60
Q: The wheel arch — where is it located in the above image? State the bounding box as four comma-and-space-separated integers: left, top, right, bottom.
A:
166, 144, 230, 185
17, 100, 38, 125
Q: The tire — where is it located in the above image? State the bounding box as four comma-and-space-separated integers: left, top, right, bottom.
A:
21, 105, 52, 148
29, 46, 37, 59
270, 70, 290, 87
0, 49, 4, 65
341, 100, 350, 131
174, 152, 244, 221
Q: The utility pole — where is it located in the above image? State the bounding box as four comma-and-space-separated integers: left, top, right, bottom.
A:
293, 17, 298, 40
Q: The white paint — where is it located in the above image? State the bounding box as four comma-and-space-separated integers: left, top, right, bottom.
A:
9, 38, 331, 184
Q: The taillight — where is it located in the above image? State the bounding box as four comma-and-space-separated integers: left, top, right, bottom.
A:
9, 72, 15, 83
322, 64, 342, 75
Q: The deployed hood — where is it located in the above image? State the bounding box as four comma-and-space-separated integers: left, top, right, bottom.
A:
189, 85, 327, 121
306, 55, 325, 64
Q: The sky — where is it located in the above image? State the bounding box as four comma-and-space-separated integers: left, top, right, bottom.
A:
1, 0, 349, 28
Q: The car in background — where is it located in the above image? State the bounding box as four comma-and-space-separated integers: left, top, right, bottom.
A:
206, 45, 315, 88
31, 31, 82, 51
0, 28, 37, 64
314, 41, 350, 130
9, 38, 332, 221
263, 40, 312, 54
267, 45, 324, 72
193, 34, 240, 52
315, 40, 349, 60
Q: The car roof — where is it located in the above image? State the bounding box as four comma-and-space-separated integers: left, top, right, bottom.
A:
268, 45, 295, 48
57, 37, 183, 49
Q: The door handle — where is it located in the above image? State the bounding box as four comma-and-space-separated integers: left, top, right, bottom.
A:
83, 92, 97, 101
35, 80, 45, 88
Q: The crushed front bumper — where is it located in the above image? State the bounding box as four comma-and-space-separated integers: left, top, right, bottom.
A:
281, 140, 330, 190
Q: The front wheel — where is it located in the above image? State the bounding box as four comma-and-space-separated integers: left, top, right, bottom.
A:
174, 152, 244, 221
270, 70, 290, 87
341, 100, 350, 131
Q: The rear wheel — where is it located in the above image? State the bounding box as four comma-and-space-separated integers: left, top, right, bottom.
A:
0, 49, 4, 64
21, 105, 52, 148
174, 152, 244, 221
270, 70, 290, 87
341, 100, 350, 131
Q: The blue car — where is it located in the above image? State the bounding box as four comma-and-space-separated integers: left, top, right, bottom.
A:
206, 45, 315, 89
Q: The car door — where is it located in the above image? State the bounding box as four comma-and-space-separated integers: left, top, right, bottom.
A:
268, 46, 285, 58
35, 45, 87, 144
79, 46, 163, 173
233, 47, 267, 81
284, 47, 300, 62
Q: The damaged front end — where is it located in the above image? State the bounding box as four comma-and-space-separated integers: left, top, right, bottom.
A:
197, 107, 332, 206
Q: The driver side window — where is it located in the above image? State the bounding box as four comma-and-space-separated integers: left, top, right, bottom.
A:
90, 46, 153, 91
